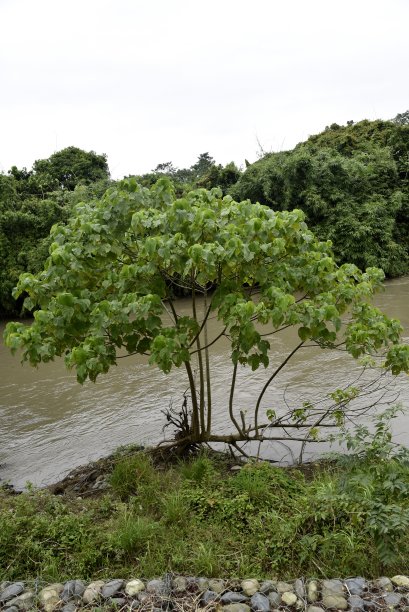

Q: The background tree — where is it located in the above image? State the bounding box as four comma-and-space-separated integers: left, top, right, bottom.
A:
5, 179, 409, 455
231, 118, 409, 276
0, 148, 111, 316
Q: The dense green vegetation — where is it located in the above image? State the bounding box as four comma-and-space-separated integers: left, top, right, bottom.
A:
1, 114, 408, 317
231, 117, 409, 276
2, 409, 409, 580
0, 147, 112, 317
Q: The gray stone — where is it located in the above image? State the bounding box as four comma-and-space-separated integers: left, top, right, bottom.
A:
276, 581, 294, 594
111, 598, 127, 607
208, 579, 225, 594
391, 575, 409, 589
241, 580, 260, 597
222, 605, 251, 612
201, 590, 219, 605
125, 580, 145, 596
294, 579, 305, 600
348, 595, 365, 611
250, 593, 270, 612
172, 576, 187, 592
83, 581, 105, 604
0, 584, 25, 604
146, 579, 167, 595
260, 581, 276, 595
221, 592, 249, 604
322, 594, 348, 610
268, 591, 281, 608
4, 607, 19, 612
322, 580, 344, 598
307, 581, 318, 603
62, 580, 85, 602
101, 580, 125, 599
384, 593, 402, 607
137, 592, 150, 603
345, 579, 367, 596
375, 577, 393, 592
281, 592, 297, 606
197, 578, 210, 592
61, 604, 77, 612
6, 592, 35, 611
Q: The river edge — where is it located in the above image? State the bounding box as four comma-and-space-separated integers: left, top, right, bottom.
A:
2, 444, 409, 590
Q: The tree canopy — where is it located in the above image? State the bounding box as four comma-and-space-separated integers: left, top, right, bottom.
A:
5, 179, 409, 450
231, 118, 409, 277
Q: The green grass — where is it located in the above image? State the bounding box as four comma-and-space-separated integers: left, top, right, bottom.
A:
2, 444, 409, 581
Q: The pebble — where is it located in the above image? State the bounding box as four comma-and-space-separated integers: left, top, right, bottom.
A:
241, 580, 260, 597
281, 591, 297, 606
375, 577, 393, 592
268, 591, 281, 608
172, 576, 187, 592
250, 592, 270, 612
294, 578, 305, 599
307, 581, 318, 603
346, 578, 367, 596
62, 580, 85, 602
222, 605, 250, 612
3, 607, 19, 612
201, 590, 219, 605
6, 592, 34, 611
348, 595, 365, 610
82, 581, 105, 604
125, 580, 145, 596
101, 580, 124, 599
322, 579, 344, 598
307, 607, 324, 612
111, 597, 127, 607
276, 581, 294, 593
61, 603, 76, 612
259, 581, 276, 595
146, 579, 167, 595
0, 584, 25, 604
221, 591, 249, 604
39, 583, 64, 612
197, 578, 210, 592
208, 579, 225, 593
391, 575, 409, 588
322, 594, 348, 610
384, 592, 402, 607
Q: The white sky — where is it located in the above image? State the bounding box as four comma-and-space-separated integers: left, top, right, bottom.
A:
1, 0, 408, 179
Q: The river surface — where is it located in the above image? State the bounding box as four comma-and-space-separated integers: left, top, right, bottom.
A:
1, 277, 408, 489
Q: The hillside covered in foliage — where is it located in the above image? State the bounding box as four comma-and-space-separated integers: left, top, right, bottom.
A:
1, 114, 408, 317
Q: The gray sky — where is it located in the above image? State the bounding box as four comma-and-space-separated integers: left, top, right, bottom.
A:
1, 0, 408, 179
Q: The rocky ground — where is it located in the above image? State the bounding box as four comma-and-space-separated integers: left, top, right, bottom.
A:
2, 575, 409, 611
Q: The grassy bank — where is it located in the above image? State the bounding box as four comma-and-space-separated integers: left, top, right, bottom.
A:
2, 419, 409, 582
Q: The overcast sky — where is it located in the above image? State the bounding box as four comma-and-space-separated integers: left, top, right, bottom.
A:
1, 0, 408, 179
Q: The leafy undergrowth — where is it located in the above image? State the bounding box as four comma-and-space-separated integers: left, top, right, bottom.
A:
2, 419, 409, 581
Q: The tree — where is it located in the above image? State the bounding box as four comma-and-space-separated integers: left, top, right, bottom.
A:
230, 132, 409, 277
32, 146, 110, 191
5, 179, 409, 454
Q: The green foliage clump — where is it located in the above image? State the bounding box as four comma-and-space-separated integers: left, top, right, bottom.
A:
231, 118, 409, 276
0, 148, 112, 317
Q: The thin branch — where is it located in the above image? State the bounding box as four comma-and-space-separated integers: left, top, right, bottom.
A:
254, 340, 305, 435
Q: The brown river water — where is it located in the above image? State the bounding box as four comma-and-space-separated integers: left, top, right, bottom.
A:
1, 277, 408, 489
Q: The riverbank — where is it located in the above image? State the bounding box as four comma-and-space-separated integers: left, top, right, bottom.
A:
2, 442, 409, 582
